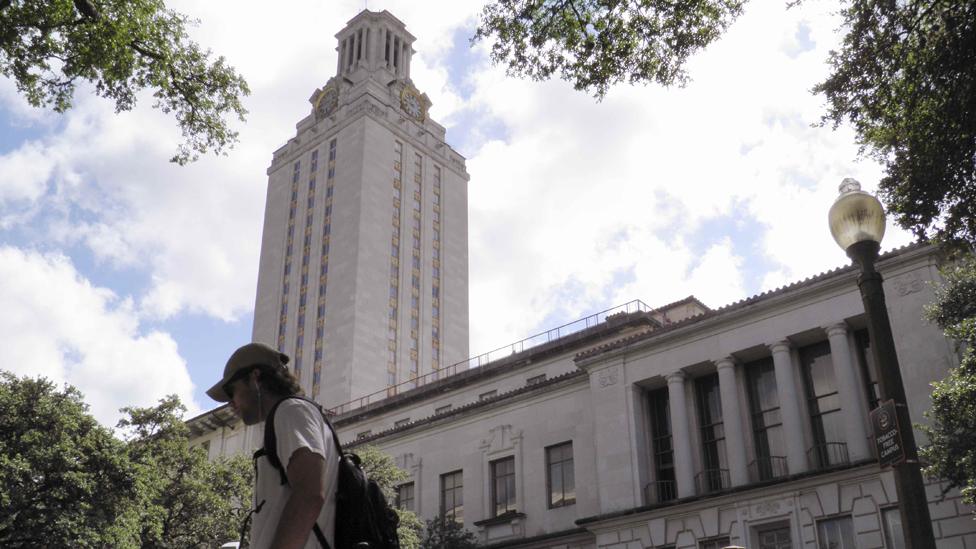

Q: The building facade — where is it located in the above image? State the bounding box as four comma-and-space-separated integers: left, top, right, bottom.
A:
191, 243, 976, 548
253, 9, 469, 410
188, 10, 976, 549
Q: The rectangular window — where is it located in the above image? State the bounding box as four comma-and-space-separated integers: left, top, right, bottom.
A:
882, 508, 905, 549
395, 418, 411, 428
695, 374, 728, 492
527, 374, 546, 386
396, 482, 415, 511
479, 390, 497, 400
357, 430, 372, 439
546, 442, 575, 508
746, 357, 787, 481
435, 404, 452, 414
490, 457, 516, 516
855, 329, 880, 410
699, 537, 731, 549
816, 516, 855, 549
647, 388, 676, 502
440, 470, 463, 521
800, 341, 847, 467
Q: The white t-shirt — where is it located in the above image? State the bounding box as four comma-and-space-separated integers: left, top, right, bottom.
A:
250, 398, 339, 549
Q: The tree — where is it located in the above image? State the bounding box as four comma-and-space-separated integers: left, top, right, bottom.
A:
474, 0, 976, 245
921, 256, 976, 511
117, 395, 253, 548
0, 0, 250, 165
356, 444, 426, 549
473, 0, 745, 99
815, 0, 976, 247
420, 516, 479, 549
0, 373, 138, 548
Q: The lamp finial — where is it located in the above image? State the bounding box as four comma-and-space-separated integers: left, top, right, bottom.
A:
839, 178, 861, 194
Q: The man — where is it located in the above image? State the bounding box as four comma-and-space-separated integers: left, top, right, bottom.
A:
207, 342, 339, 549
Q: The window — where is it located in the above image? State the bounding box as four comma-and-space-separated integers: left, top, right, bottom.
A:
527, 374, 546, 386
855, 329, 880, 410
546, 442, 575, 508
882, 508, 905, 549
490, 457, 516, 516
440, 471, 463, 521
479, 390, 497, 401
357, 430, 372, 439
395, 418, 411, 428
396, 483, 415, 511
800, 341, 847, 467
699, 537, 730, 549
695, 373, 728, 492
647, 388, 676, 502
746, 357, 787, 480
816, 516, 855, 549
435, 404, 452, 414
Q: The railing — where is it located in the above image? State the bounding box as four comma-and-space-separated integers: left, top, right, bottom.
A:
695, 468, 730, 494
644, 480, 677, 504
807, 442, 850, 470
748, 456, 789, 483
328, 300, 652, 415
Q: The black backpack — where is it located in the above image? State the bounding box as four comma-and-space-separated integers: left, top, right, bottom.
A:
257, 396, 401, 549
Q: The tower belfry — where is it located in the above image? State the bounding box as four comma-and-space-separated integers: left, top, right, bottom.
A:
252, 10, 470, 410
336, 10, 415, 82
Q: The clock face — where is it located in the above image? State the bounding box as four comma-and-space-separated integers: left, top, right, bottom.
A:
400, 88, 425, 121
317, 87, 338, 118
404, 95, 421, 117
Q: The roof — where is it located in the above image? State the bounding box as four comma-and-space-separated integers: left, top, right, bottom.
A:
575, 241, 929, 361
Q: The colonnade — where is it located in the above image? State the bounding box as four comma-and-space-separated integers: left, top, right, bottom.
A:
660, 322, 872, 499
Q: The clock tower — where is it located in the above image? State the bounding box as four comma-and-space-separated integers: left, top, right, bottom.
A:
252, 10, 470, 410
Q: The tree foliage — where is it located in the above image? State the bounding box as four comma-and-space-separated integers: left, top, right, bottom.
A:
117, 395, 253, 548
922, 257, 976, 510
420, 516, 480, 549
473, 0, 745, 98
0, 374, 252, 548
355, 444, 425, 549
0, 373, 137, 548
815, 0, 976, 246
0, 0, 250, 164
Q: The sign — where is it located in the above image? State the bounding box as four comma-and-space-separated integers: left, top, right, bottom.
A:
871, 399, 906, 467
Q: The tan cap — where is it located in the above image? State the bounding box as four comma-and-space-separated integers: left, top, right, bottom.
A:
206, 342, 290, 402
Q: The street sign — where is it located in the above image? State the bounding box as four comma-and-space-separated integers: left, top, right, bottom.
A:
871, 399, 906, 468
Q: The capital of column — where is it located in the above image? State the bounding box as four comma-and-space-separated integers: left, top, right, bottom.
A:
716, 357, 737, 371
824, 322, 849, 338
768, 339, 792, 354
666, 371, 687, 384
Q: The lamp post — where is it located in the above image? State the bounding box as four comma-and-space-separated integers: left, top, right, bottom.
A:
828, 178, 936, 549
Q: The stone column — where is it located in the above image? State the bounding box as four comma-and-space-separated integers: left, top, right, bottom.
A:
825, 322, 871, 460
769, 340, 809, 474
716, 358, 748, 487
667, 371, 696, 497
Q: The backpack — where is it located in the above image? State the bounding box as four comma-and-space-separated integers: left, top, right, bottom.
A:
257, 396, 401, 549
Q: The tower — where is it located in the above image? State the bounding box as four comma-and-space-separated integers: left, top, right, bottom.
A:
252, 10, 470, 409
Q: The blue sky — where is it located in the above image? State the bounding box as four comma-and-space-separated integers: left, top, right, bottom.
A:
0, 0, 913, 426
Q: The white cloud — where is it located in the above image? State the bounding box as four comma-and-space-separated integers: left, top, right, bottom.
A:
0, 0, 920, 393
0, 246, 196, 426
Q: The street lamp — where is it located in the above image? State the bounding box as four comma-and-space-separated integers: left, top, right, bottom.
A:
828, 178, 936, 549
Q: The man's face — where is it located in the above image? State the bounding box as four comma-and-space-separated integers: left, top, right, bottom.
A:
227, 369, 262, 425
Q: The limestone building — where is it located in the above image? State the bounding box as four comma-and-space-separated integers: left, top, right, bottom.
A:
188, 10, 976, 549
253, 9, 469, 410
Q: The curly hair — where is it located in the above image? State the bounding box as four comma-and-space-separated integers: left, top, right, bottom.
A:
254, 359, 303, 397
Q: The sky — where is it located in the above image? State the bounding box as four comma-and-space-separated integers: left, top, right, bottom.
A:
0, 0, 915, 427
